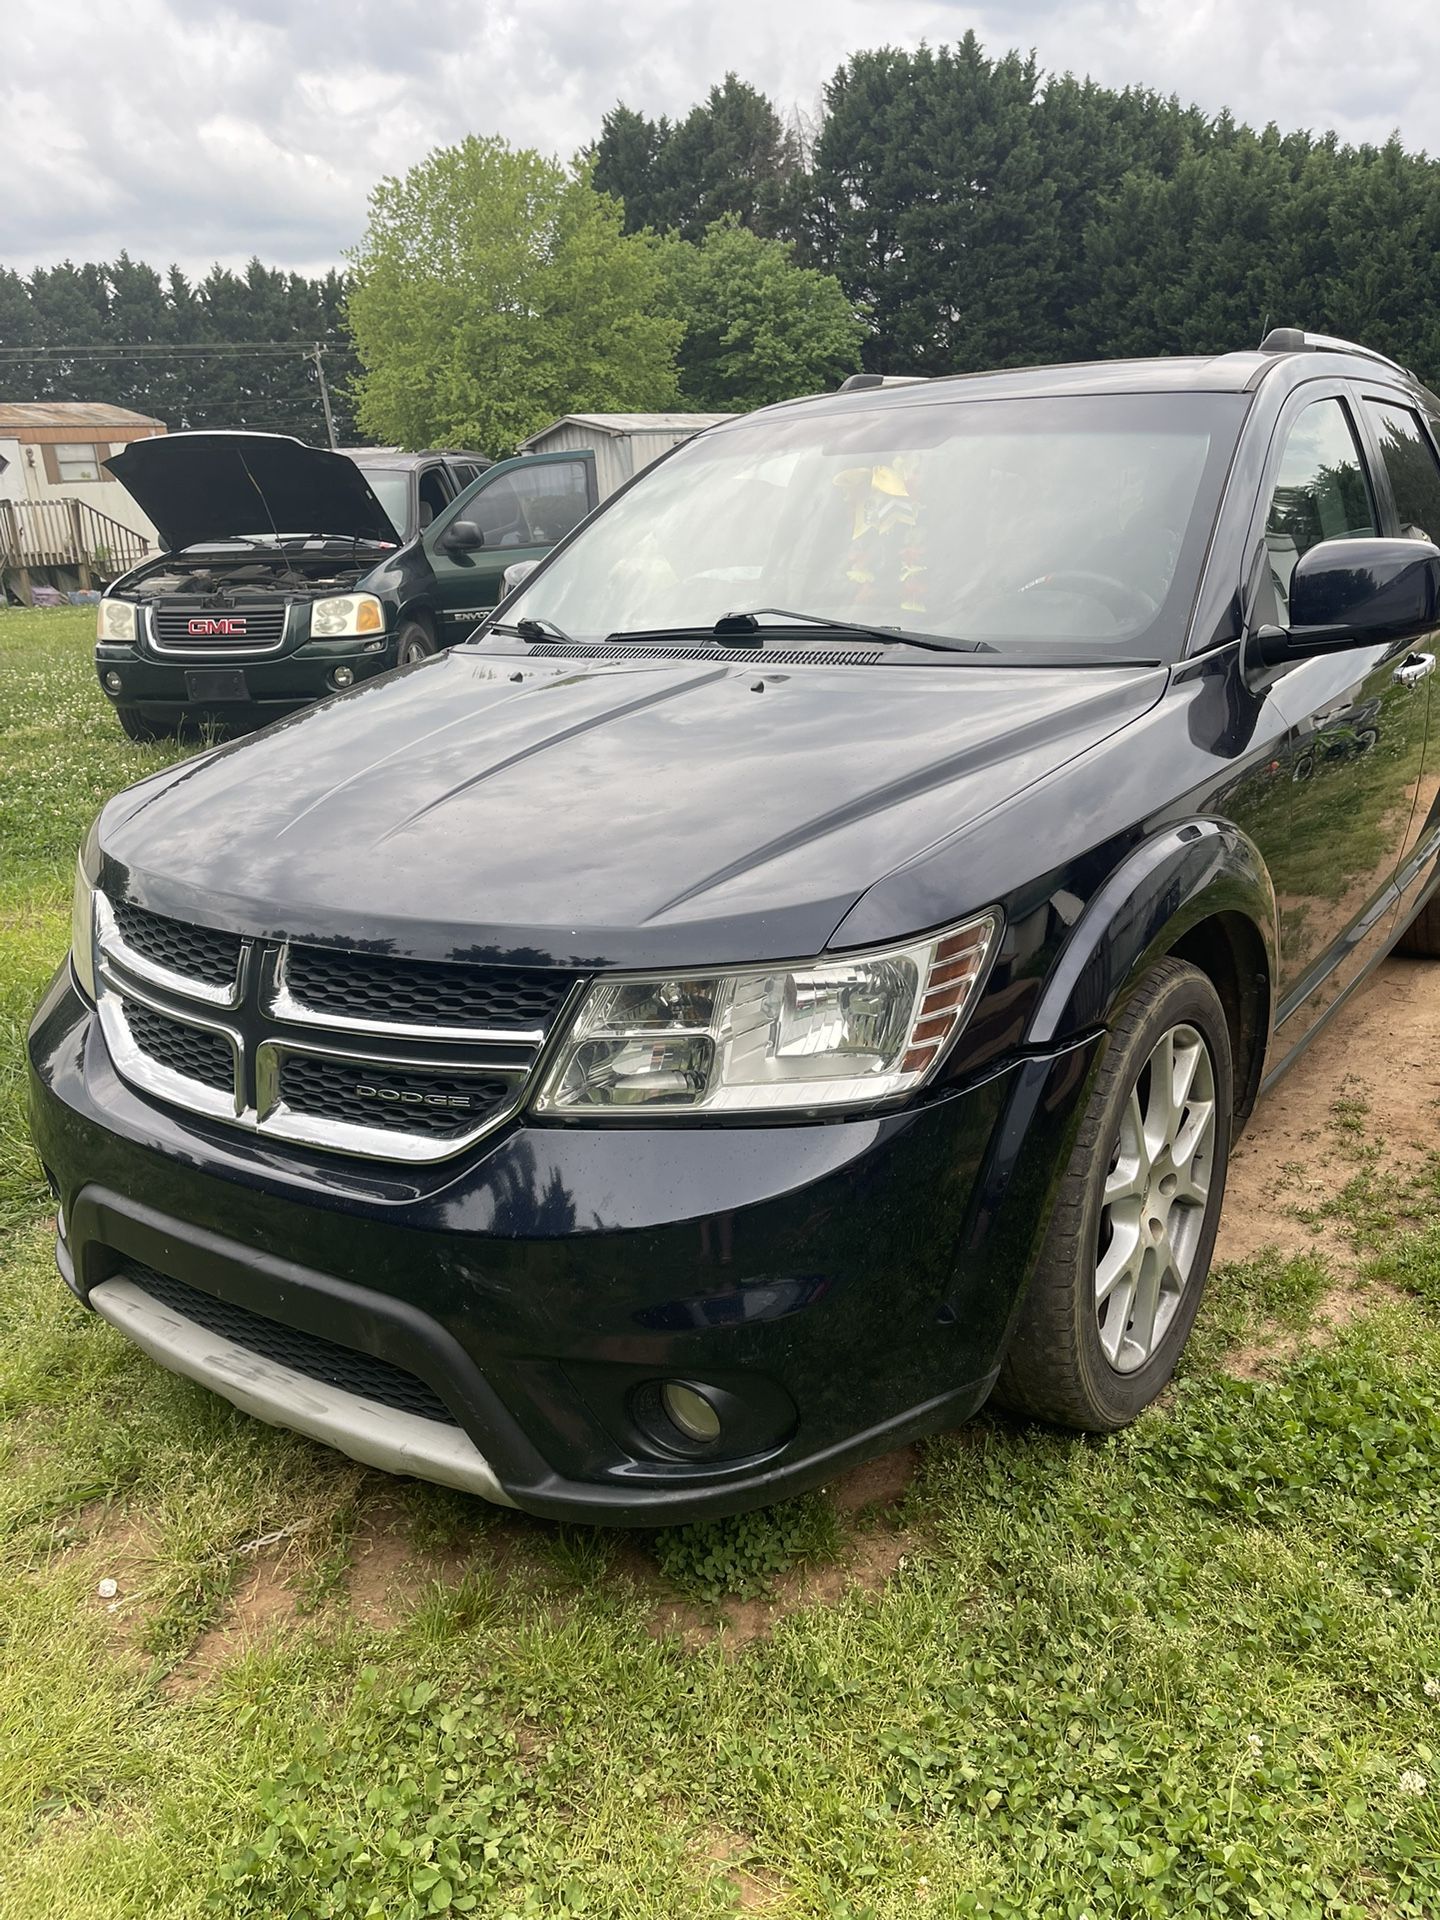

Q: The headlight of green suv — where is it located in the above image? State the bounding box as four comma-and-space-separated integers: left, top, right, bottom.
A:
70, 818, 101, 1004
96, 598, 139, 643
310, 593, 384, 639
534, 913, 999, 1116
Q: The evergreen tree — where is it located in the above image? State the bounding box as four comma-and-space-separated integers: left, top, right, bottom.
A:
0, 256, 360, 440
592, 104, 670, 232
810, 36, 1062, 374
592, 75, 803, 242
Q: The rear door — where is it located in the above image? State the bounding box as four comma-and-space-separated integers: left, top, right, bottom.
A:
425, 452, 597, 641
1256, 385, 1435, 1053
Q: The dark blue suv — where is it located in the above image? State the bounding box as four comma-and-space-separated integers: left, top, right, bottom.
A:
30, 329, 1440, 1522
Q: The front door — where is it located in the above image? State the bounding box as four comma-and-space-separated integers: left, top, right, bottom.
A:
426, 453, 596, 644
1356, 391, 1440, 912
1256, 389, 1435, 1055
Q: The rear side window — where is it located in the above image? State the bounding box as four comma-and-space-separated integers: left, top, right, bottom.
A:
417, 465, 454, 529
1365, 401, 1440, 544
1264, 398, 1376, 616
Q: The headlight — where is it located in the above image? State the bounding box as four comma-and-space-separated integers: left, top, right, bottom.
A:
70, 820, 101, 1004
534, 914, 998, 1116
96, 598, 138, 643
310, 593, 384, 639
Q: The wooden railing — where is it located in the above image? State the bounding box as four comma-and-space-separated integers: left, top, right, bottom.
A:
0, 498, 151, 602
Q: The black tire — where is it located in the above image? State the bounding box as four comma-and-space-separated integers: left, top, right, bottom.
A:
995, 957, 1234, 1431
115, 706, 178, 743
396, 619, 436, 665
1398, 895, 1440, 957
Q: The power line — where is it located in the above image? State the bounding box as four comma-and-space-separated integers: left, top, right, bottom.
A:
0, 341, 351, 359
0, 338, 350, 446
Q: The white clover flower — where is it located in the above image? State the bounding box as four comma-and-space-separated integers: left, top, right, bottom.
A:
1246, 1734, 1264, 1755
1424, 1678, 1440, 1701
1399, 1770, 1427, 1797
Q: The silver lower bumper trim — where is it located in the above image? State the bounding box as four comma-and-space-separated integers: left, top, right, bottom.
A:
89, 1276, 514, 1506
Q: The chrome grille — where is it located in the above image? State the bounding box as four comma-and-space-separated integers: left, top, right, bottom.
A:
110, 898, 243, 991
279, 943, 572, 1037
92, 890, 578, 1162
122, 999, 235, 1093
275, 1053, 515, 1138
149, 603, 289, 654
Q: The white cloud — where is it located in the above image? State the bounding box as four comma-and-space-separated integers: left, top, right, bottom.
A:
2, 0, 1436, 277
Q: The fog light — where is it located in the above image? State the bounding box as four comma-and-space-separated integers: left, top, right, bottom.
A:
104, 671, 122, 692
661, 1381, 722, 1445
330, 666, 355, 689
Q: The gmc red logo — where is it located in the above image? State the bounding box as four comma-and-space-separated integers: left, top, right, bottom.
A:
187, 617, 246, 636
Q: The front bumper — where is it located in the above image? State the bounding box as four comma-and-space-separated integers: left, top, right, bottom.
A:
28, 967, 1100, 1525
95, 636, 397, 722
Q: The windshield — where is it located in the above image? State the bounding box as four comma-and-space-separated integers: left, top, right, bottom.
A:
502, 393, 1247, 657
357, 467, 409, 539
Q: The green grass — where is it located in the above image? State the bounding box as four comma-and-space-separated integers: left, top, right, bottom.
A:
3, 608, 1440, 1916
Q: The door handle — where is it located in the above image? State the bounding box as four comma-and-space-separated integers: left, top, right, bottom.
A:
1394, 653, 1436, 688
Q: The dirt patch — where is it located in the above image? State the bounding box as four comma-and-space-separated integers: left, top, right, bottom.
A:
698, 1827, 782, 1910
346, 1493, 417, 1629
1224, 1275, 1394, 1378
52, 1505, 164, 1653
829, 1443, 918, 1516
1217, 955, 1440, 1270
165, 1548, 298, 1696
649, 1521, 915, 1651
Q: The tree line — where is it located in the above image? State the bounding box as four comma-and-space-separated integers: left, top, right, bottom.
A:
594, 42, 1440, 381
5, 32, 1440, 455
0, 257, 361, 442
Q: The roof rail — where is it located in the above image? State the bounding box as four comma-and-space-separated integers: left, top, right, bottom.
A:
838, 372, 931, 392
1259, 327, 1412, 379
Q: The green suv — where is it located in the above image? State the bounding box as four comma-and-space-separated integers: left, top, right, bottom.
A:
95, 431, 597, 738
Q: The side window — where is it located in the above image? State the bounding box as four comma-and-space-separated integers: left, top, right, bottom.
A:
466, 461, 591, 549
1264, 398, 1377, 617
416, 465, 453, 529
1365, 401, 1440, 545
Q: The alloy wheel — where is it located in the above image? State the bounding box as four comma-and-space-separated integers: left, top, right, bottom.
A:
1094, 1022, 1217, 1374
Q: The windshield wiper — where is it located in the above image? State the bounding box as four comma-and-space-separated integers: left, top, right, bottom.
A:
602, 608, 991, 655
485, 616, 578, 645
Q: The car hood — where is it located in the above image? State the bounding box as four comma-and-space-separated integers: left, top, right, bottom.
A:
100, 647, 1167, 969
105, 431, 397, 551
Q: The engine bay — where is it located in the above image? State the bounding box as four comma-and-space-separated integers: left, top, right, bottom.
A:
122, 542, 386, 603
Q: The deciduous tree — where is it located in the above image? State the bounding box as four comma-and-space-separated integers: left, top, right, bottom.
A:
347, 138, 682, 453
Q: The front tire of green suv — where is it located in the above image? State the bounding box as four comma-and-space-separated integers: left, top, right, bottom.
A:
115, 706, 179, 743
397, 620, 436, 666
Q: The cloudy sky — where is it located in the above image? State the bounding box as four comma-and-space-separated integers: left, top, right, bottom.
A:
5, 0, 1437, 279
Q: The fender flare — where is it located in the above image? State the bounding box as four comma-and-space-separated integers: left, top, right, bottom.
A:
1026, 820, 1278, 1108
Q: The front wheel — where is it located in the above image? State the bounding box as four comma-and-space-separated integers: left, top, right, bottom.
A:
396, 620, 436, 666
115, 706, 178, 743
995, 958, 1233, 1430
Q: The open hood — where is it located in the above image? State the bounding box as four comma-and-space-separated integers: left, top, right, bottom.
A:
105, 431, 398, 551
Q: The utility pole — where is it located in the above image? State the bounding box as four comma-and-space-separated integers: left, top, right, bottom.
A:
311, 343, 338, 450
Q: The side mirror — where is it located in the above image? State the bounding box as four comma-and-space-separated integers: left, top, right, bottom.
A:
1254, 536, 1440, 666
440, 519, 484, 555
502, 559, 541, 597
